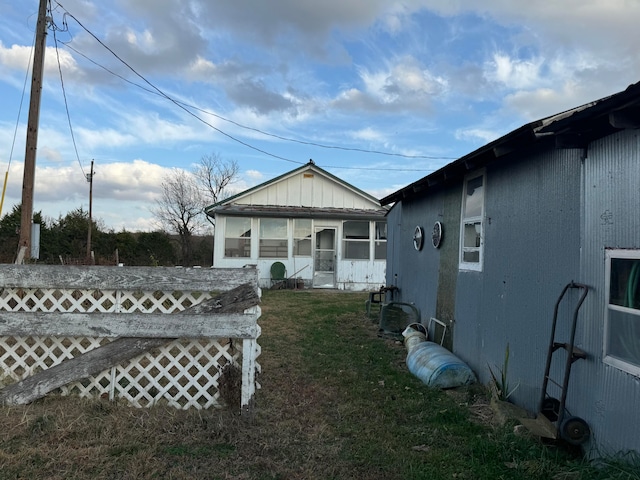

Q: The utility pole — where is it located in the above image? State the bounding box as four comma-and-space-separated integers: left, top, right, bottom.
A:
86, 159, 94, 263
17, 0, 48, 263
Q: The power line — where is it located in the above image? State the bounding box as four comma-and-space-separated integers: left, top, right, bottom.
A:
54, 3, 304, 167
53, 2, 454, 171
50, 6, 86, 177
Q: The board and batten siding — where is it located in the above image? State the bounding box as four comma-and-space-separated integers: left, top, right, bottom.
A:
574, 128, 640, 457
235, 170, 379, 209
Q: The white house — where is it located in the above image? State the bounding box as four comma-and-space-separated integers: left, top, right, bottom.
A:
205, 160, 387, 290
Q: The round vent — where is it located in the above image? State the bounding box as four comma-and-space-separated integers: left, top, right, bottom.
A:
413, 226, 424, 251
432, 221, 443, 248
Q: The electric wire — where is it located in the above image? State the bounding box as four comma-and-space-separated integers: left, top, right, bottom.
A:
55, 4, 304, 167
8, 20, 37, 170
64, 42, 446, 171
2, 12, 40, 218
50, 4, 86, 177
53, 1, 451, 172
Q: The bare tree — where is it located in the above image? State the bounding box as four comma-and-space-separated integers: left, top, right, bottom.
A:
152, 168, 206, 265
193, 153, 239, 228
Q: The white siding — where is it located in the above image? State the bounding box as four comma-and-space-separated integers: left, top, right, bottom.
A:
236, 169, 380, 210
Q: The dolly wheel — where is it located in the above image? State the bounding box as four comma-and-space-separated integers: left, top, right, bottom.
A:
541, 398, 560, 422
560, 416, 590, 445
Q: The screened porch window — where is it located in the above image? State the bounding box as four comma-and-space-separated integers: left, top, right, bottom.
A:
259, 218, 288, 258
343, 221, 370, 260
293, 219, 312, 256
460, 171, 485, 271
224, 217, 251, 258
604, 250, 640, 376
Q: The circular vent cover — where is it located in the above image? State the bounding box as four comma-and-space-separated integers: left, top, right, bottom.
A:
413, 226, 424, 251
432, 221, 443, 248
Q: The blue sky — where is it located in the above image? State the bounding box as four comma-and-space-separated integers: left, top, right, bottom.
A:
1, 0, 639, 231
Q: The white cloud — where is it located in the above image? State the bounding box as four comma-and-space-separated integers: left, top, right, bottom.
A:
486, 53, 544, 90
455, 127, 502, 144
332, 56, 448, 113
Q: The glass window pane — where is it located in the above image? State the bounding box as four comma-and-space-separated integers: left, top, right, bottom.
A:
343, 221, 369, 239
294, 238, 311, 256
463, 250, 480, 263
226, 217, 251, 238
260, 218, 287, 239
375, 222, 387, 240
259, 239, 287, 258
344, 240, 369, 259
607, 308, 640, 368
375, 241, 386, 260
224, 238, 250, 257
610, 258, 640, 309
463, 222, 481, 248
465, 175, 484, 218
294, 219, 312, 238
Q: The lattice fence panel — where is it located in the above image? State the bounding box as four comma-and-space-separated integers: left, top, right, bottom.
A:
0, 287, 261, 410
60, 339, 242, 409
0, 287, 210, 314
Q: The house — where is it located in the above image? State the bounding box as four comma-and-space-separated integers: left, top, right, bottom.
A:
205, 160, 387, 291
381, 81, 640, 457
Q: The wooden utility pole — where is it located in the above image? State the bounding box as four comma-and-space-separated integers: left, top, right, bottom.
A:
86, 159, 94, 263
17, 0, 48, 262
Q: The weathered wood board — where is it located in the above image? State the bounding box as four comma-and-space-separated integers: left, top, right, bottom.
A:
0, 282, 260, 407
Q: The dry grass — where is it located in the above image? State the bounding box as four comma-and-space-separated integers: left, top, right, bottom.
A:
0, 290, 637, 480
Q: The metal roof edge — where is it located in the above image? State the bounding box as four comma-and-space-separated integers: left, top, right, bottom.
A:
380, 80, 640, 206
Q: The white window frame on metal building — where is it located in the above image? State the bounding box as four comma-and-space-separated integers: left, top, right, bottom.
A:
459, 170, 485, 272
604, 248, 640, 377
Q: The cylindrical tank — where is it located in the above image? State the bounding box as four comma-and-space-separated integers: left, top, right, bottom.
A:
402, 325, 476, 389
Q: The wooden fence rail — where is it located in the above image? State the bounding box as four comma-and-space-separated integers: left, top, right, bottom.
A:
0, 265, 261, 413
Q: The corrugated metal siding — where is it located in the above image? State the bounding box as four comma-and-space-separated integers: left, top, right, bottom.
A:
576, 129, 640, 456
387, 130, 640, 455
385, 191, 448, 337
454, 146, 584, 413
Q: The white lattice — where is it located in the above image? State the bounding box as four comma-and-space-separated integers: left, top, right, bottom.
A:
0, 287, 210, 314
0, 284, 261, 411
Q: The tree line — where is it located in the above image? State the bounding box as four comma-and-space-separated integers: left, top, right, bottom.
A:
0, 152, 238, 266
0, 204, 213, 266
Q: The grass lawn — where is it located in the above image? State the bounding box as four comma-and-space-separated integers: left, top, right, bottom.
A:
0, 290, 638, 479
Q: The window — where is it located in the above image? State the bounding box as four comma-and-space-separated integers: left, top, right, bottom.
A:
374, 221, 387, 260
604, 249, 640, 376
460, 172, 485, 270
259, 218, 288, 258
293, 219, 312, 256
224, 217, 251, 258
343, 221, 370, 260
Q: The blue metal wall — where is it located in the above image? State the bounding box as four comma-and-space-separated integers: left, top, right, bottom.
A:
574, 129, 640, 456
387, 131, 640, 455
456, 145, 584, 411
387, 144, 585, 424
386, 190, 443, 323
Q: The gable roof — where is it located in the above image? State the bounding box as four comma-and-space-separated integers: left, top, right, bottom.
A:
206, 159, 385, 217
381, 81, 640, 206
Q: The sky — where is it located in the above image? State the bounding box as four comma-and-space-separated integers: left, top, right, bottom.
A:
1, 0, 639, 232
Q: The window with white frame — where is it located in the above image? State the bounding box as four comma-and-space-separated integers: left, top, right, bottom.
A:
259, 218, 288, 258
459, 171, 485, 270
604, 249, 640, 376
293, 219, 312, 256
374, 221, 387, 260
224, 217, 251, 258
343, 221, 370, 260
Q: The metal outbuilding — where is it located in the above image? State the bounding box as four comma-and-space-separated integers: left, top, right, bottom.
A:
381, 81, 640, 457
